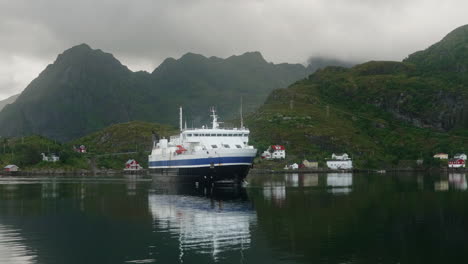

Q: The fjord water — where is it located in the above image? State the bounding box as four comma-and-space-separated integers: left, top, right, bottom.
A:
0, 173, 467, 264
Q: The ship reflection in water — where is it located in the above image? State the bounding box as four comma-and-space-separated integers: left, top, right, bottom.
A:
0, 225, 35, 264
148, 186, 255, 262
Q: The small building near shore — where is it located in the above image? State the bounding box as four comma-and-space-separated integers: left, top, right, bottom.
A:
124, 159, 143, 171
284, 163, 299, 170
327, 153, 353, 170
4, 165, 19, 172
261, 145, 286, 160
302, 160, 318, 169
433, 153, 449, 159
448, 158, 465, 168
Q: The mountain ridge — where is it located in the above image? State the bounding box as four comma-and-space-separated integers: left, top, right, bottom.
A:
0, 44, 354, 141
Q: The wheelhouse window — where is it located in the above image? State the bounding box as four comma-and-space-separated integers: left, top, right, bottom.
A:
236, 145, 242, 148
211, 134, 216, 136
187, 134, 193, 137
223, 144, 230, 148
211, 145, 218, 148
217, 134, 222, 136
194, 134, 199, 136
222, 134, 227, 136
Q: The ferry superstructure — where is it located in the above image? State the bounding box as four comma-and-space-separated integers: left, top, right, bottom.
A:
148, 107, 257, 182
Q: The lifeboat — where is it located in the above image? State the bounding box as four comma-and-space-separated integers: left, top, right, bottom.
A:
175, 145, 187, 154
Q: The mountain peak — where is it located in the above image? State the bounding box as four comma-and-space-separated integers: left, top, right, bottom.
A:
227, 51, 267, 64
404, 24, 468, 73
52, 43, 128, 73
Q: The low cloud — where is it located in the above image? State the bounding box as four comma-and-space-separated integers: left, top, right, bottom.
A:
0, 0, 467, 99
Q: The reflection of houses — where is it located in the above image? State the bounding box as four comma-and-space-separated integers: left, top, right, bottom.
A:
261, 145, 285, 160
4, 165, 19, 172
326, 173, 353, 194
41, 153, 60, 162
433, 153, 448, 159
263, 181, 286, 205
148, 194, 255, 261
326, 153, 353, 170
449, 174, 467, 190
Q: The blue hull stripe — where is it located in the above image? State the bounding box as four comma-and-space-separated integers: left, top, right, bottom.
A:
149, 156, 254, 167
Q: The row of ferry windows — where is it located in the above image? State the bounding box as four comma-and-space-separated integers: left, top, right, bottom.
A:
186, 133, 248, 137
211, 144, 243, 149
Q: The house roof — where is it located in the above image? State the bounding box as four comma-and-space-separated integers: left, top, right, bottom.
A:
126, 159, 137, 164
271, 145, 285, 150
4, 165, 18, 168
333, 153, 347, 156
434, 153, 448, 155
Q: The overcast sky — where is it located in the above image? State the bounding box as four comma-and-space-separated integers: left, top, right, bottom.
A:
0, 0, 467, 99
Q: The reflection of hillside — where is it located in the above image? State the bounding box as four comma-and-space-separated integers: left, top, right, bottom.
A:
148, 191, 256, 262
249, 174, 468, 263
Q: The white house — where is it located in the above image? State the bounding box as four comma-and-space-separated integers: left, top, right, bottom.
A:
284, 163, 299, 170
261, 145, 286, 160
4, 165, 19, 172
433, 153, 449, 159
454, 153, 467, 160
327, 153, 353, 170
41, 153, 60, 162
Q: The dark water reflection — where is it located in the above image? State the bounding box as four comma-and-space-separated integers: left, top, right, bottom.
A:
0, 173, 467, 263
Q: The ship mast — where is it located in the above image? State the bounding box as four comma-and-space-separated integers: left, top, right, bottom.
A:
240, 97, 244, 129
211, 107, 219, 129
179, 106, 183, 132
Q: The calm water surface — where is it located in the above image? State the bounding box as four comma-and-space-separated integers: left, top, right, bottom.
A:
0, 173, 467, 264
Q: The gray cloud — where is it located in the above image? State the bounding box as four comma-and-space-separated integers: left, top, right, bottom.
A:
0, 0, 467, 99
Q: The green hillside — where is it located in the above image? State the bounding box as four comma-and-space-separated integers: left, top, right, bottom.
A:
70, 121, 176, 154
0, 121, 176, 170
248, 25, 468, 168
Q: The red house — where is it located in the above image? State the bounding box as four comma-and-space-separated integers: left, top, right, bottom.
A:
261, 145, 286, 160
448, 158, 465, 168
74, 145, 87, 153
124, 159, 143, 171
